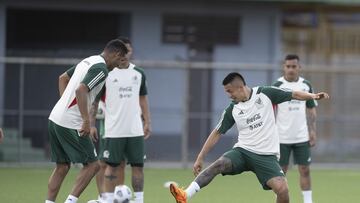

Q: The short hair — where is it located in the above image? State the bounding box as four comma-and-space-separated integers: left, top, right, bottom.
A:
117, 36, 132, 45
285, 54, 299, 61
222, 72, 246, 86
104, 39, 128, 56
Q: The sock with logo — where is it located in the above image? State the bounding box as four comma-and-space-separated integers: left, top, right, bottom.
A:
64, 195, 78, 203
185, 181, 200, 199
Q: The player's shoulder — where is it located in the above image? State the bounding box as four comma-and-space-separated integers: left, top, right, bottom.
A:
84, 55, 106, 65
272, 77, 285, 87
133, 64, 147, 77
300, 77, 313, 88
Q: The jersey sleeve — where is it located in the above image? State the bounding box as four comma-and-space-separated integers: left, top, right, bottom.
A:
215, 103, 235, 134
66, 66, 76, 77
81, 63, 108, 91
258, 86, 293, 104
134, 67, 148, 95
303, 80, 318, 108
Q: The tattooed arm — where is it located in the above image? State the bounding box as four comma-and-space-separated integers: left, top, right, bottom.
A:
306, 107, 317, 147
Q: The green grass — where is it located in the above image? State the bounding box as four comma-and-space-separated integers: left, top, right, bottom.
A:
0, 167, 358, 202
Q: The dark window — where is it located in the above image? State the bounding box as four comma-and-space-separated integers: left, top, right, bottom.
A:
162, 15, 240, 45
6, 9, 122, 50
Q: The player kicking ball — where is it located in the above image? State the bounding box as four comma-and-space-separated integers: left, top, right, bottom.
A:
170, 72, 329, 203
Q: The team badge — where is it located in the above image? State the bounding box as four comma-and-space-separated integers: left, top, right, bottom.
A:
255, 97, 264, 109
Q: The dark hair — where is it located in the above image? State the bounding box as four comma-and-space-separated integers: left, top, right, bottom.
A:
117, 36, 132, 45
222, 72, 246, 86
104, 39, 128, 56
285, 54, 299, 61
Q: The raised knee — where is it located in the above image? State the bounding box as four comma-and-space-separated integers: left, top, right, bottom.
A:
276, 183, 289, 196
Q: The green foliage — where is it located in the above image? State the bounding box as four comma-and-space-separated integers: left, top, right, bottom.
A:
0, 167, 358, 202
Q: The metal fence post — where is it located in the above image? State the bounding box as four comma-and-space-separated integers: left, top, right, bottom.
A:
18, 63, 25, 162
181, 65, 190, 169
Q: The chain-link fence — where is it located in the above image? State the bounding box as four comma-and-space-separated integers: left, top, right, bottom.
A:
0, 57, 359, 167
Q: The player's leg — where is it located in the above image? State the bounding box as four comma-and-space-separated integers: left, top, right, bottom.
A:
101, 137, 126, 203
267, 177, 289, 203
69, 160, 100, 198
293, 142, 312, 203
66, 135, 100, 203
89, 135, 107, 203
279, 144, 292, 174
46, 120, 71, 202
47, 163, 70, 202
127, 136, 145, 203
170, 148, 241, 203
116, 161, 126, 185
247, 147, 289, 203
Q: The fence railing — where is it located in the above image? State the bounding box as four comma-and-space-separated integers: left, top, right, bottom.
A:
0, 57, 359, 167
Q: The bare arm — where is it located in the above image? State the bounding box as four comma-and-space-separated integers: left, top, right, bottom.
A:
140, 95, 151, 139
306, 107, 317, 147
75, 84, 90, 136
89, 100, 99, 142
59, 72, 71, 97
193, 129, 222, 176
292, 91, 329, 101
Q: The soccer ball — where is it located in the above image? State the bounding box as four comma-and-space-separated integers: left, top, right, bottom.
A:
114, 185, 132, 203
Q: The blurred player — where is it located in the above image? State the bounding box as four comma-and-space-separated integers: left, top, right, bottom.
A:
89, 37, 151, 203
273, 54, 317, 203
45, 39, 128, 203
169, 72, 329, 203
0, 127, 4, 143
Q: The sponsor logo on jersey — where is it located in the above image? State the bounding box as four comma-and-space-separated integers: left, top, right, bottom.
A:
238, 110, 244, 115
113, 79, 118, 83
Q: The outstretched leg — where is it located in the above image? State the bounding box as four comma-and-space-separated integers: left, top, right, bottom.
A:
170, 156, 232, 203
194, 156, 232, 188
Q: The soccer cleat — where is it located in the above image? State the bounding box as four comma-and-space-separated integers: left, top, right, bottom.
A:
170, 183, 187, 203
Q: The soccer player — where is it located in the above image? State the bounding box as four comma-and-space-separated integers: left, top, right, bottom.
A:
273, 54, 317, 203
0, 127, 4, 143
45, 39, 128, 203
169, 72, 329, 203
94, 37, 151, 203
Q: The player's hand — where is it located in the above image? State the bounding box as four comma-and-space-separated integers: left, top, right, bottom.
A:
143, 123, 151, 140
313, 92, 329, 100
79, 120, 90, 136
309, 131, 316, 147
193, 159, 203, 176
0, 128, 4, 143
90, 126, 98, 142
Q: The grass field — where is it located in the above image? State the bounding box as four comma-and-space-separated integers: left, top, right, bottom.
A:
0, 167, 358, 203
